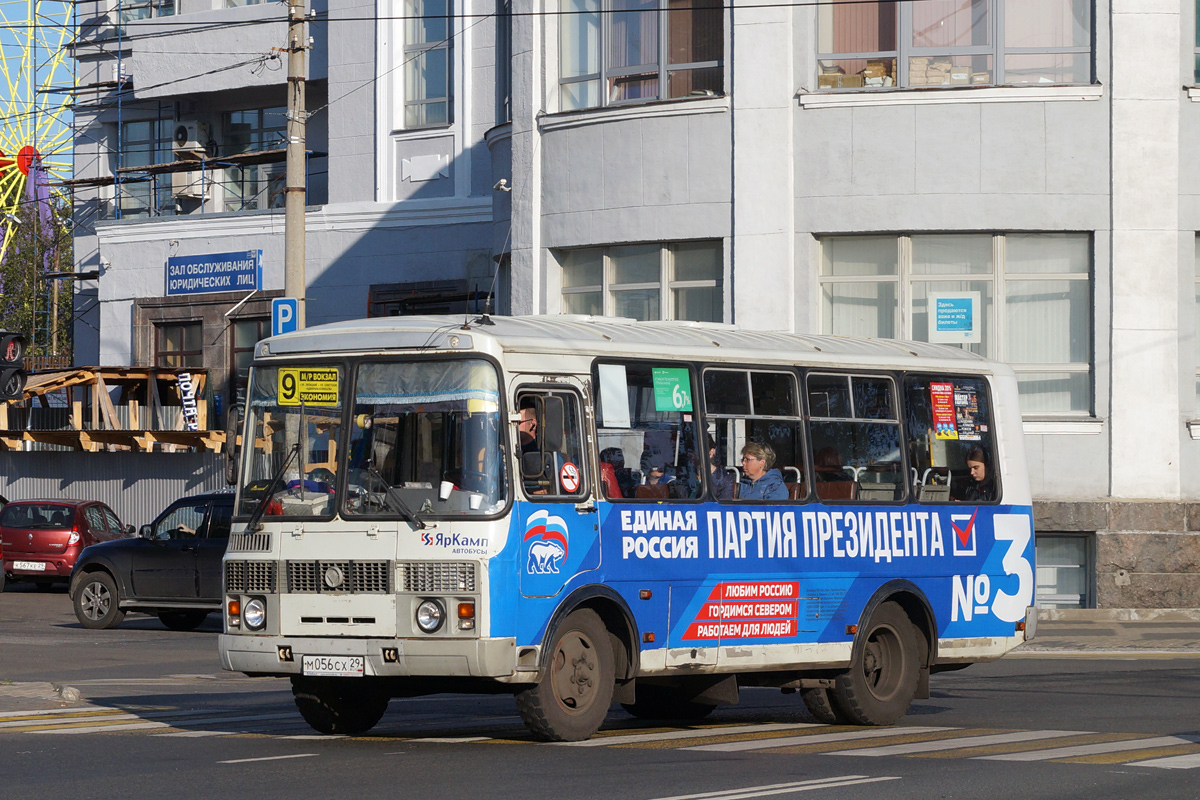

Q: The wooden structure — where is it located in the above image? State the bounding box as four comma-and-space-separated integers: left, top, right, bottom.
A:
0, 367, 225, 452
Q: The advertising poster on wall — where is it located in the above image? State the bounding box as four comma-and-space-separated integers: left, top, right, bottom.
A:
928, 291, 982, 344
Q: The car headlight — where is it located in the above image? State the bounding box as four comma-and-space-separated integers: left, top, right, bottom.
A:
243, 597, 267, 630
416, 599, 444, 633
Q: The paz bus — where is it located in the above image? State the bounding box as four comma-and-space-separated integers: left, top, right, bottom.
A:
218, 314, 1036, 741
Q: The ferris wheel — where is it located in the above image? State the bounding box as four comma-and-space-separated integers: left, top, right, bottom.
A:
0, 0, 73, 263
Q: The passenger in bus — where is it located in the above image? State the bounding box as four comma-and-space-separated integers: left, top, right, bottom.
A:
518, 403, 539, 454
738, 442, 788, 500
814, 447, 852, 482
600, 447, 637, 498
645, 464, 673, 486
961, 447, 996, 502
707, 435, 734, 500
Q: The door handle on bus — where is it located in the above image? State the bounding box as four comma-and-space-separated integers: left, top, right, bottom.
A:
575, 502, 596, 513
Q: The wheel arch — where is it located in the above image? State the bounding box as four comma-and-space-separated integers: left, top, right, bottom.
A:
854, 580, 938, 672
70, 560, 125, 600
537, 584, 640, 682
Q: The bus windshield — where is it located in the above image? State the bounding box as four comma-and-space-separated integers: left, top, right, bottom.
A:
240, 365, 345, 518
343, 358, 506, 517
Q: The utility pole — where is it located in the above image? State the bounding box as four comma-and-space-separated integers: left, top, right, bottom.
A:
284, 0, 308, 329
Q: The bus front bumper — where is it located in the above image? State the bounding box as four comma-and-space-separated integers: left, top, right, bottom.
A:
219, 634, 522, 680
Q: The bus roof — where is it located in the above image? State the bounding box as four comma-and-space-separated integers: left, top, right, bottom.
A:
261, 314, 1002, 373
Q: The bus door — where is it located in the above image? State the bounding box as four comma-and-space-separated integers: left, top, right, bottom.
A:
513, 381, 600, 599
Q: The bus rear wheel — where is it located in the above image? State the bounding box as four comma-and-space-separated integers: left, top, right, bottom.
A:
830, 602, 919, 726
291, 676, 390, 735
516, 609, 615, 741
800, 687, 843, 724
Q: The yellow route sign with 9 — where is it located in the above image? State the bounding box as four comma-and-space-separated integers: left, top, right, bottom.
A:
278, 368, 339, 406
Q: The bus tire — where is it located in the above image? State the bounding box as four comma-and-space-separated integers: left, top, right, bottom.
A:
830, 602, 919, 726
800, 687, 842, 724
516, 609, 615, 742
158, 611, 209, 631
291, 676, 389, 735
621, 685, 716, 721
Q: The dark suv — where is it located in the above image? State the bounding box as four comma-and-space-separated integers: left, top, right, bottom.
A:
69, 491, 234, 630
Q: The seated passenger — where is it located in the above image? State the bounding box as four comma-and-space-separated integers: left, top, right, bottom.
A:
815, 446, 852, 482
707, 434, 734, 500
961, 446, 996, 502
738, 442, 788, 501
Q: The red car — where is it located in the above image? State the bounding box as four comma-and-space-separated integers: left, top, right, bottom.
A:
1, 499, 132, 589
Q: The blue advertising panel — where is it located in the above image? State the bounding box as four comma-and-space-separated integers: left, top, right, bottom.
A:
493, 499, 1035, 650
166, 250, 262, 296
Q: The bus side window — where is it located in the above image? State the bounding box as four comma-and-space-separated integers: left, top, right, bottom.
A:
807, 373, 904, 503
903, 375, 998, 503
516, 390, 586, 499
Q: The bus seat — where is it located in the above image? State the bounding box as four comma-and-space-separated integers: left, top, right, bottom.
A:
919, 484, 951, 502
785, 481, 805, 501
815, 481, 858, 501
635, 484, 670, 500
600, 462, 623, 498
857, 482, 896, 501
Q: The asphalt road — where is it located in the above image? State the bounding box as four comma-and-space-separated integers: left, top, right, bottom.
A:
3, 583, 1200, 800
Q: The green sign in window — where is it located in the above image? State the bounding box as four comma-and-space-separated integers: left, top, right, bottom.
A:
652, 367, 692, 412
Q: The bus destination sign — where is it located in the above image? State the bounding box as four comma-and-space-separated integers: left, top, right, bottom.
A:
278, 368, 339, 406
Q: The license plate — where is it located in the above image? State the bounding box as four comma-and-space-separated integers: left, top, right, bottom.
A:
301, 655, 364, 677
13, 561, 46, 572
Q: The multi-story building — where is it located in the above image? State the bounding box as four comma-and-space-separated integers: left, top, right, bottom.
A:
69, 1, 1200, 610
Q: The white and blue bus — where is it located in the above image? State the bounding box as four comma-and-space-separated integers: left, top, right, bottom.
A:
219, 314, 1036, 741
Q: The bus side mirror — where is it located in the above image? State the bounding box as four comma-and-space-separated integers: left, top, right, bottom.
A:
224, 404, 244, 485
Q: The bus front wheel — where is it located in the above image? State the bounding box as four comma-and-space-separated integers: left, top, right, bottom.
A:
830, 602, 919, 725
516, 609, 615, 742
291, 676, 389, 735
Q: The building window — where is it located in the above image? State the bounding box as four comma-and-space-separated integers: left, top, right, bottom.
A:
559, 0, 723, 111
404, 0, 453, 127
120, 0, 174, 27
560, 240, 723, 322
367, 280, 495, 317
117, 120, 173, 219
223, 108, 287, 211
1036, 533, 1092, 608
155, 322, 203, 369
816, 0, 1092, 91
819, 233, 1092, 414
230, 318, 269, 405
497, 0, 512, 123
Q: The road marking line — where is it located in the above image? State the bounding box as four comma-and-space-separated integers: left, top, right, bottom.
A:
646, 775, 900, 800
1128, 752, 1200, 770
409, 736, 492, 743
36, 721, 172, 734
978, 736, 1195, 761
827, 730, 1083, 756
219, 753, 319, 764
552, 723, 823, 747
684, 727, 955, 753
0, 710, 129, 728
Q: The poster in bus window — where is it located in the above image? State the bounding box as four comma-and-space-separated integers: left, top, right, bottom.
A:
930, 381, 957, 440
954, 384, 982, 441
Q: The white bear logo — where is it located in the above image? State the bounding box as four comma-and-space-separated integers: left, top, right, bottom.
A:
527, 539, 566, 574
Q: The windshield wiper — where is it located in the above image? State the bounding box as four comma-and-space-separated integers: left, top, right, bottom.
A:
365, 462, 426, 530
245, 442, 300, 533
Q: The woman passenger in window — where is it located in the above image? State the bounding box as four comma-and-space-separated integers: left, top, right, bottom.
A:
738, 442, 788, 501
962, 447, 996, 502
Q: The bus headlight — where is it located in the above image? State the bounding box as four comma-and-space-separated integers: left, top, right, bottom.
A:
416, 599, 445, 633
243, 597, 267, 631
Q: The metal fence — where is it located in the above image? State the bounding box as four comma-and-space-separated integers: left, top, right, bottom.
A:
0, 452, 228, 528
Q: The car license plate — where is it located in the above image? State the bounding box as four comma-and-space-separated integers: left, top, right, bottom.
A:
13, 561, 46, 572
301, 655, 364, 677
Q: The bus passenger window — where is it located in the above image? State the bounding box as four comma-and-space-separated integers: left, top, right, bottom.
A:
703, 368, 806, 502
903, 375, 999, 504
595, 362, 703, 501
807, 374, 903, 503
515, 390, 586, 500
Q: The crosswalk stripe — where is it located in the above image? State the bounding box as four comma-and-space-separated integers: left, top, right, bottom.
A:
683, 727, 954, 753
1128, 752, 1200, 770
646, 775, 900, 800
827, 730, 1083, 756
978, 736, 1195, 761
36, 721, 172, 734
553, 723, 822, 747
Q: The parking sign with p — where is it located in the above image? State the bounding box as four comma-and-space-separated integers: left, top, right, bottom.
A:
272, 298, 299, 337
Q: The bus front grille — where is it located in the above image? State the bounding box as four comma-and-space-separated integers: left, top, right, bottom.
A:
397, 561, 477, 593
225, 560, 278, 593
286, 560, 392, 594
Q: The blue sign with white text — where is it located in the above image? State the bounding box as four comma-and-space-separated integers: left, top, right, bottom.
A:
166, 250, 262, 296
935, 297, 973, 332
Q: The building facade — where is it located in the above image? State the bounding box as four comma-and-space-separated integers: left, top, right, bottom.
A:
70, 0, 1200, 609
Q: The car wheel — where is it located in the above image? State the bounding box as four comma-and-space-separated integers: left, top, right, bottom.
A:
73, 572, 126, 630
158, 611, 210, 631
